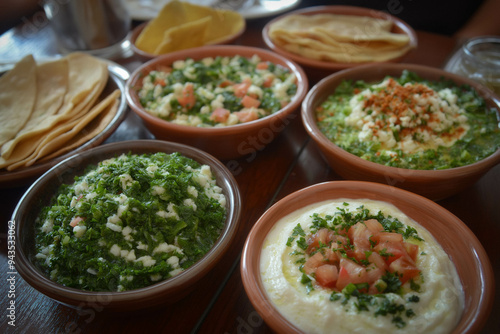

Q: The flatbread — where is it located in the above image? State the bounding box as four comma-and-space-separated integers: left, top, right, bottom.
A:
154, 16, 212, 55
39, 97, 119, 163
0, 53, 108, 159
135, 0, 244, 55
0, 58, 69, 162
17, 89, 120, 169
268, 13, 412, 63
0, 53, 118, 171
0, 55, 37, 146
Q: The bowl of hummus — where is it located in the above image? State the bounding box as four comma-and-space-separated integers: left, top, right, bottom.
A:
301, 63, 500, 200
241, 181, 494, 334
13, 140, 242, 311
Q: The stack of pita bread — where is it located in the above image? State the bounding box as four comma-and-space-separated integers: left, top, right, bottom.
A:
0, 53, 121, 171
268, 13, 413, 63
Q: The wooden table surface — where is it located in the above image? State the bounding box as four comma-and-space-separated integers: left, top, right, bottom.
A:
0, 6, 498, 334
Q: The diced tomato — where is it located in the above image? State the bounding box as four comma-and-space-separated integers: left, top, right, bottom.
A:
304, 252, 325, 275
336, 258, 367, 290
374, 241, 405, 265
389, 256, 420, 284
322, 247, 340, 264
154, 78, 166, 86
365, 263, 385, 284
210, 107, 230, 123
234, 109, 259, 123
241, 95, 261, 109
404, 242, 419, 262
364, 219, 384, 236
336, 266, 350, 291
331, 234, 349, 250
70, 216, 84, 227
307, 228, 334, 253
315, 265, 338, 289
373, 232, 407, 264
178, 83, 196, 109
301, 218, 422, 294
218, 80, 234, 88
348, 222, 372, 261
367, 252, 388, 271
372, 231, 404, 244
233, 78, 252, 98
256, 61, 269, 70
263, 75, 274, 88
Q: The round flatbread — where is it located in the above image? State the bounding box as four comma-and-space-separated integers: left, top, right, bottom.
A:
0, 55, 37, 146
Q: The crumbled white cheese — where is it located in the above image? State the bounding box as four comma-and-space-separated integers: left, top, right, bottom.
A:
73, 225, 87, 238
41, 219, 53, 233
106, 220, 122, 233
119, 174, 134, 190
87, 268, 97, 275
183, 198, 197, 211
345, 78, 470, 154
152, 185, 166, 196
135, 256, 156, 267
110, 244, 121, 257
187, 186, 198, 198
153, 242, 183, 255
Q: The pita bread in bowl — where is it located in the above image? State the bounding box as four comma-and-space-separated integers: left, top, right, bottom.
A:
0, 53, 129, 188
263, 5, 417, 81
130, 0, 245, 60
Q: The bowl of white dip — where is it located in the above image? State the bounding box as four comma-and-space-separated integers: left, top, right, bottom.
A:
241, 181, 494, 334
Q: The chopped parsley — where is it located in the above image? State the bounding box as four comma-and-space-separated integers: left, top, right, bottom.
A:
316, 70, 500, 170
34, 153, 227, 292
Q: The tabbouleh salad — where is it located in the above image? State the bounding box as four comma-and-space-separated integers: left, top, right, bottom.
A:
137, 54, 297, 127
34, 152, 227, 292
316, 70, 500, 170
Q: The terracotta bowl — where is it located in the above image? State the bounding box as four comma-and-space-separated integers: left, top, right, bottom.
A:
0, 62, 129, 189
241, 180, 494, 334
262, 5, 418, 82
13, 140, 242, 311
130, 20, 246, 61
301, 63, 500, 200
126, 45, 308, 160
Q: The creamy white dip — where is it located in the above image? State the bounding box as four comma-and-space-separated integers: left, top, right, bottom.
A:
260, 199, 464, 334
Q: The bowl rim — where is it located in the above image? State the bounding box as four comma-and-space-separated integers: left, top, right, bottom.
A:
301, 62, 500, 177
13, 139, 242, 308
240, 180, 495, 334
125, 44, 309, 135
262, 5, 418, 71
0, 61, 130, 189
129, 17, 247, 60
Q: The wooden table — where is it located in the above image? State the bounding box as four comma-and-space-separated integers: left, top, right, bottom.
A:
0, 8, 498, 334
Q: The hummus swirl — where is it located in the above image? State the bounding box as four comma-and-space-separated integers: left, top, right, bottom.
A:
260, 199, 463, 334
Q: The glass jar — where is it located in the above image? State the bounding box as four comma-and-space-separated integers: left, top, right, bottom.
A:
43, 0, 132, 59
444, 36, 500, 95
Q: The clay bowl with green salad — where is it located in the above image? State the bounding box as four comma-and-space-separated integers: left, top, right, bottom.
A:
125, 45, 308, 161
301, 63, 500, 200
12, 140, 242, 311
